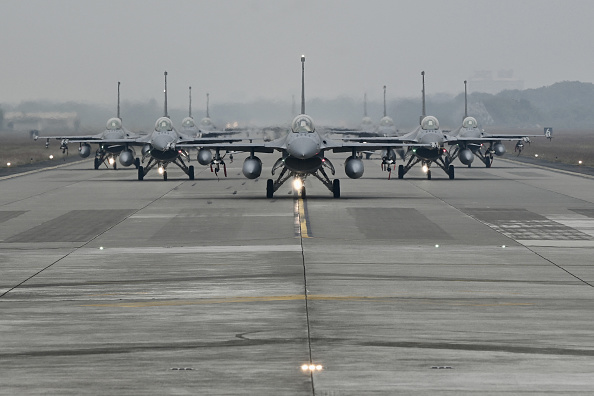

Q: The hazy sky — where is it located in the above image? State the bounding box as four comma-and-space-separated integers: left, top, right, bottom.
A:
2, 0, 593, 108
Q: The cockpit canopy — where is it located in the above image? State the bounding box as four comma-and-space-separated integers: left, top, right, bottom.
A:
200, 117, 214, 128
182, 117, 195, 128
462, 116, 478, 129
291, 114, 315, 133
379, 116, 394, 127
421, 116, 440, 130
155, 117, 173, 132
106, 117, 122, 130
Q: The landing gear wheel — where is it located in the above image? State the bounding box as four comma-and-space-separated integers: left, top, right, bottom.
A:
449, 164, 455, 180
468, 163, 472, 168
266, 179, 274, 198
163, 171, 168, 181
333, 179, 340, 198
137, 166, 144, 181
113, 162, 117, 170
134, 158, 140, 169
301, 186, 306, 198
94, 158, 100, 170
188, 165, 195, 180
427, 170, 432, 180
398, 164, 404, 179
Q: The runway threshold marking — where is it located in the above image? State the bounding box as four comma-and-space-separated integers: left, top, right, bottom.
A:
294, 192, 313, 238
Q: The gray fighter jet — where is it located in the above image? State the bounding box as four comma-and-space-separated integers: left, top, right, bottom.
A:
37, 82, 141, 170
179, 56, 410, 197
344, 72, 457, 180
136, 72, 241, 181
448, 80, 546, 167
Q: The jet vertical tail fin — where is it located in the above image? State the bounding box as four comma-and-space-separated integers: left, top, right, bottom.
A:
464, 80, 468, 120
301, 55, 306, 114
117, 81, 121, 120
206, 93, 210, 118
420, 71, 426, 125
164, 71, 168, 118
383, 86, 387, 117
189, 86, 192, 118
364, 93, 368, 117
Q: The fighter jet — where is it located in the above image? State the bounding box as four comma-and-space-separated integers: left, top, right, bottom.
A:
179, 56, 409, 197
36, 82, 141, 170
448, 80, 546, 167
179, 86, 200, 137
136, 72, 242, 181
344, 72, 457, 180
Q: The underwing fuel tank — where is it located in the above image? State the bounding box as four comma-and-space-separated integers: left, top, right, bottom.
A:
119, 150, 134, 167
493, 142, 506, 156
242, 156, 262, 179
197, 148, 213, 165
344, 156, 364, 179
78, 143, 91, 158
459, 148, 474, 165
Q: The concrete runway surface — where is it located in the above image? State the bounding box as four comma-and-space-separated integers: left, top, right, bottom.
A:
1, 153, 594, 395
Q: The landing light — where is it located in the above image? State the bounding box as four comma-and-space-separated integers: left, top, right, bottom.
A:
49, 155, 54, 160
301, 363, 323, 372
435, 244, 440, 248
6, 162, 11, 166
534, 154, 539, 158
422, 165, 429, 173
108, 157, 115, 165
579, 160, 583, 165
293, 178, 303, 191
158, 166, 165, 175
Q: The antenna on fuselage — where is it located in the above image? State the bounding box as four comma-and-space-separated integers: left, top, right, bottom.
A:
189, 86, 192, 118
420, 71, 426, 125
301, 55, 306, 114
464, 80, 468, 120
206, 93, 210, 118
164, 71, 168, 118
117, 81, 121, 121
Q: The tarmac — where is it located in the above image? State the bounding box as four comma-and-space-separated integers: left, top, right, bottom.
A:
1, 152, 594, 395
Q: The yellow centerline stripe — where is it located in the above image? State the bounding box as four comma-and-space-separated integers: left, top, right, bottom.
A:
298, 196, 311, 238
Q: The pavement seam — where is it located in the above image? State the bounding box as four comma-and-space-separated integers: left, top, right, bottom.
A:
297, 195, 316, 395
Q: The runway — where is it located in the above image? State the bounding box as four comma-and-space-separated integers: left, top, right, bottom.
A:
1, 153, 594, 395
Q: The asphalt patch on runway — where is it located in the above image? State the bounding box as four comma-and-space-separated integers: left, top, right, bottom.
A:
348, 208, 452, 240
464, 208, 592, 241
0, 211, 26, 224
5, 209, 134, 243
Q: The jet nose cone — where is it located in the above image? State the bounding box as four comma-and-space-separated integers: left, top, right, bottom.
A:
420, 133, 441, 146
152, 135, 174, 151
287, 137, 319, 159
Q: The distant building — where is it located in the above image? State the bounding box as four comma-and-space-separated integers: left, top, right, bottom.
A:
468, 70, 524, 94
5, 112, 80, 133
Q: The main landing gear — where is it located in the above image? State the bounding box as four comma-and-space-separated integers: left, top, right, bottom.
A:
265, 158, 340, 198
137, 158, 194, 181
397, 157, 455, 180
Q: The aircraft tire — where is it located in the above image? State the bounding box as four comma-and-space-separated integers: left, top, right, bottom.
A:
94, 158, 100, 170
113, 162, 117, 170
188, 165, 195, 180
398, 164, 404, 179
138, 166, 144, 181
427, 170, 432, 180
134, 158, 140, 169
333, 179, 340, 198
163, 171, 168, 181
266, 179, 274, 198
449, 164, 455, 180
